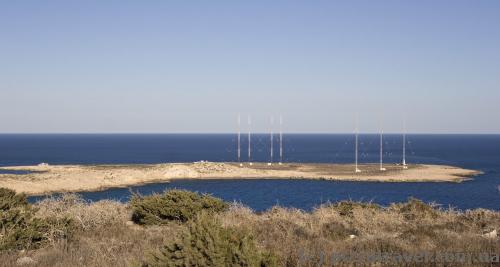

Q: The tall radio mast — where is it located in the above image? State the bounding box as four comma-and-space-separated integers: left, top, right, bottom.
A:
237, 114, 242, 166
279, 115, 283, 165
380, 125, 386, 171
248, 115, 252, 165
268, 116, 274, 165
402, 119, 408, 169
355, 114, 361, 173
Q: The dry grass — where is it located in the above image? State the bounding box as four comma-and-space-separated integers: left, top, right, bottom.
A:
1, 194, 181, 266
1, 195, 499, 267
35, 194, 129, 231
220, 200, 500, 266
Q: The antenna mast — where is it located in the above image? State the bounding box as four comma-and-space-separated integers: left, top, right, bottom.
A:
237, 114, 242, 166
268, 116, 274, 165
248, 115, 252, 165
380, 124, 386, 171
279, 115, 283, 165
355, 115, 361, 173
402, 119, 407, 169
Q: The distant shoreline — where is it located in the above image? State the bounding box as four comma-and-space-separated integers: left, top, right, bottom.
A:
0, 162, 482, 195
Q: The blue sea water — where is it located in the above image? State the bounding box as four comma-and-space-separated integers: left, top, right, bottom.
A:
0, 134, 498, 211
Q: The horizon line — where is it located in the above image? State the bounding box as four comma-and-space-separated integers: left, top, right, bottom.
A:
0, 132, 499, 135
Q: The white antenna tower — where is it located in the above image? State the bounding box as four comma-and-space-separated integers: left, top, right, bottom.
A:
380, 121, 386, 171
268, 116, 274, 166
402, 119, 408, 169
279, 115, 283, 165
237, 114, 242, 166
248, 115, 252, 166
355, 114, 361, 173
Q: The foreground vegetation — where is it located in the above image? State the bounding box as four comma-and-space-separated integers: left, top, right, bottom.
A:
0, 188, 499, 266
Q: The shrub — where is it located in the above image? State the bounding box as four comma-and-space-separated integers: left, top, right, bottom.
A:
461, 208, 500, 230
0, 188, 74, 251
321, 221, 358, 240
35, 194, 127, 231
144, 212, 277, 267
0, 188, 29, 211
131, 190, 228, 225
322, 201, 380, 217
390, 198, 438, 220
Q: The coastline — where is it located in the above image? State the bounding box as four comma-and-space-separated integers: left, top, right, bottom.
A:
0, 162, 482, 195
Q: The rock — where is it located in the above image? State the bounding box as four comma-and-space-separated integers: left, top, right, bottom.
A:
349, 234, 356, 239
482, 229, 497, 239
16, 256, 36, 266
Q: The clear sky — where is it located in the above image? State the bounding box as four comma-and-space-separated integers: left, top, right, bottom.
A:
1, 1, 499, 133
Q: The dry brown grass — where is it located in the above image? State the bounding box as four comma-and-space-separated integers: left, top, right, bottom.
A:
35, 194, 129, 231
220, 200, 500, 266
0, 194, 183, 267
1, 195, 499, 267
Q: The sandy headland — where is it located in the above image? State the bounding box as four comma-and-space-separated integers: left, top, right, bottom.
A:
0, 162, 481, 195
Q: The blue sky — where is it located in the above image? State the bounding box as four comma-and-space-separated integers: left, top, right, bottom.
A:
1, 1, 499, 133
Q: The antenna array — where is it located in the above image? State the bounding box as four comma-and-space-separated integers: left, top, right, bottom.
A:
234, 114, 407, 173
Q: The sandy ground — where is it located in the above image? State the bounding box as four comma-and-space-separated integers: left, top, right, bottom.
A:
0, 162, 481, 195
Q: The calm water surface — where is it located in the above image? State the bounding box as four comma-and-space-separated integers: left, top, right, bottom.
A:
0, 134, 498, 211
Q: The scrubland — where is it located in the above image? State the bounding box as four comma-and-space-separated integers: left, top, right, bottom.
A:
0, 188, 498, 266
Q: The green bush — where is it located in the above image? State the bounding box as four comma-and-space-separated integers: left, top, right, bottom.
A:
0, 187, 29, 211
144, 212, 277, 267
131, 190, 228, 225
0, 188, 74, 250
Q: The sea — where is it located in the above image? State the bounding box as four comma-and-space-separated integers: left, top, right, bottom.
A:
0, 134, 498, 211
